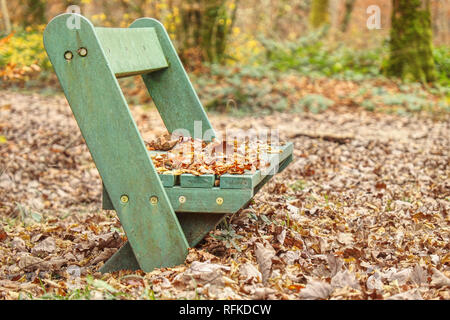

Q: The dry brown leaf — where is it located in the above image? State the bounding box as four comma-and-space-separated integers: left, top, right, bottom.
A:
31, 237, 56, 255
299, 280, 333, 300
387, 289, 423, 300
0, 227, 7, 242
255, 242, 276, 283
239, 263, 262, 284
430, 268, 450, 287
331, 270, 360, 290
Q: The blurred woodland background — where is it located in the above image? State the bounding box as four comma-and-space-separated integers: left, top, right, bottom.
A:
0, 0, 449, 116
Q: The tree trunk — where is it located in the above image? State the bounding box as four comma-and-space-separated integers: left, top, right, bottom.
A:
341, 0, 356, 32
177, 0, 237, 64
1, 0, 11, 34
386, 0, 436, 83
23, 0, 47, 26
309, 0, 329, 29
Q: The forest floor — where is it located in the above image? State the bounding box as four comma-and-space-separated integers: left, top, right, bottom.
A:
0, 90, 449, 300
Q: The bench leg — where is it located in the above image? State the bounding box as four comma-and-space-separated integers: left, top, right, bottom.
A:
100, 212, 227, 273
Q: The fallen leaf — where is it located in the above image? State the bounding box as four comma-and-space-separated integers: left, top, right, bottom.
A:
337, 233, 354, 246
239, 263, 262, 283
31, 237, 56, 255
410, 264, 427, 286
300, 280, 333, 300
430, 268, 450, 287
387, 289, 423, 300
331, 270, 360, 290
255, 242, 276, 283
0, 227, 7, 242
367, 272, 383, 291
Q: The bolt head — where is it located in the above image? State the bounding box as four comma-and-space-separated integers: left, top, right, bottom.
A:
120, 195, 129, 203
179, 196, 186, 204
216, 197, 224, 205
78, 47, 88, 57
64, 51, 73, 61
150, 196, 158, 205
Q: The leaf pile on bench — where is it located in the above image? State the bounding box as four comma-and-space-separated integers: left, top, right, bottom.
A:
146, 135, 285, 176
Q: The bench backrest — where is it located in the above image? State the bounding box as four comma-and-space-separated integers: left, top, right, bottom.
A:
95, 27, 168, 78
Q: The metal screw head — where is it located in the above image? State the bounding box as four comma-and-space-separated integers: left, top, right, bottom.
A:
150, 196, 158, 205
120, 195, 129, 203
216, 197, 224, 205
64, 51, 73, 61
77, 47, 88, 57
179, 196, 186, 204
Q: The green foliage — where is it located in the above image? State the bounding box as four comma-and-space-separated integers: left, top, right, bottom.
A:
0, 26, 51, 71
257, 30, 449, 87
381, 93, 429, 111
258, 30, 386, 80
193, 64, 290, 115
290, 179, 307, 191
433, 46, 450, 87
295, 94, 334, 113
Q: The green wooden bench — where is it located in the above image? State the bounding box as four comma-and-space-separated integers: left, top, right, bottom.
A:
43, 14, 293, 273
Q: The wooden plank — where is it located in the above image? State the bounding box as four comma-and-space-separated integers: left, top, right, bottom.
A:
95, 27, 168, 78
165, 187, 252, 213
103, 183, 250, 213
44, 14, 188, 273
219, 172, 259, 189
159, 173, 176, 187
219, 142, 294, 189
130, 18, 215, 141
220, 171, 260, 190
180, 174, 215, 188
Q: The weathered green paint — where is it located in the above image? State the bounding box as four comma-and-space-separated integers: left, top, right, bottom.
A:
159, 173, 176, 187
100, 212, 226, 272
220, 172, 260, 189
102, 180, 250, 212
165, 186, 252, 213
180, 174, 215, 188
130, 18, 215, 140
95, 27, 168, 78
44, 13, 188, 272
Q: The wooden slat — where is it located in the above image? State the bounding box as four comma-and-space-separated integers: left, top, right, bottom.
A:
102, 184, 252, 213
219, 172, 259, 189
95, 27, 168, 78
159, 173, 176, 187
165, 187, 253, 213
180, 174, 215, 188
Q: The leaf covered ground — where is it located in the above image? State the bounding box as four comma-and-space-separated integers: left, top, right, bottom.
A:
0, 90, 449, 300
